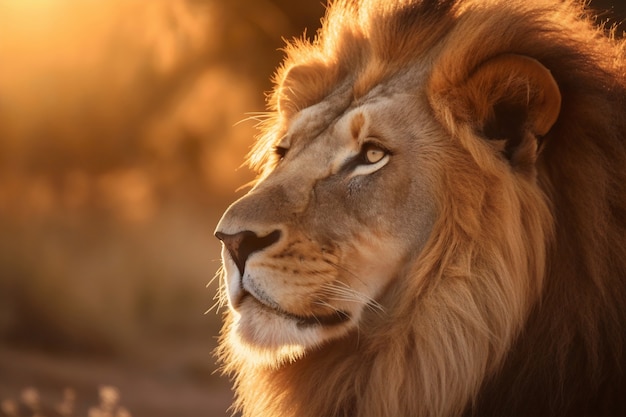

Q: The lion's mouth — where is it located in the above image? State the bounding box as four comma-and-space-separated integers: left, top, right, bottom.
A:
239, 290, 350, 328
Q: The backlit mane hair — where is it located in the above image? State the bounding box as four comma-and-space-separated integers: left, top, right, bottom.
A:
249, 0, 460, 172
220, 0, 626, 415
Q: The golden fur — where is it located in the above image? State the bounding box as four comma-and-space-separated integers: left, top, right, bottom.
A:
215, 0, 626, 415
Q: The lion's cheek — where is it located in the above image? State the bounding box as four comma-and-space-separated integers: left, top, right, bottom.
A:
344, 232, 415, 299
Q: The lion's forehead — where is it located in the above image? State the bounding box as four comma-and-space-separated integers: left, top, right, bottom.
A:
283, 93, 406, 172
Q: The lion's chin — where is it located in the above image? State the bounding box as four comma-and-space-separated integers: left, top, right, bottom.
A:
228, 294, 355, 366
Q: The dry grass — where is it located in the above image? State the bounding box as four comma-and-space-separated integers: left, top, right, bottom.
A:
1, 386, 130, 417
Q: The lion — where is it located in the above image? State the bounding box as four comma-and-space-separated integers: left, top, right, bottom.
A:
213, 0, 626, 415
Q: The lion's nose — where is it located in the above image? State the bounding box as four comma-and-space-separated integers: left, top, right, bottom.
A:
215, 229, 281, 276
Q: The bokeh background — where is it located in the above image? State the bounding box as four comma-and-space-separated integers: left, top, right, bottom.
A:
0, 1, 623, 416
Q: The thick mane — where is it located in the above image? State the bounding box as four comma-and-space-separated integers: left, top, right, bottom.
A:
221, 0, 626, 416
429, 2, 626, 415
248, 0, 458, 172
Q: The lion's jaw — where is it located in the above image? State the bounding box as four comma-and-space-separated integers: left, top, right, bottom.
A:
215, 93, 438, 364
219, 229, 407, 364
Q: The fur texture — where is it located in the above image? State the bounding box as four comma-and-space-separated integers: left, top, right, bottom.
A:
215, 0, 626, 416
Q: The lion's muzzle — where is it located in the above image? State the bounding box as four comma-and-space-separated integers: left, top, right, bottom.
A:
215, 229, 281, 276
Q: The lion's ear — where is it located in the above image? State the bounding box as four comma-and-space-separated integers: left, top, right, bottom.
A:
441, 54, 561, 166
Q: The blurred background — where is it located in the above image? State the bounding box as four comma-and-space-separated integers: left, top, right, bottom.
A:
0, 1, 623, 416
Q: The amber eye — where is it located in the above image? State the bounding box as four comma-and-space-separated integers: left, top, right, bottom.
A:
348, 141, 391, 178
363, 143, 387, 164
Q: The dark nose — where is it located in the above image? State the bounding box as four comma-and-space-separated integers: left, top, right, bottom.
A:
215, 230, 281, 276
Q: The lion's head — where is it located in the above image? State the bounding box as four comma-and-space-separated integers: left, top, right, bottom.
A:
216, 81, 442, 360
215, 0, 626, 416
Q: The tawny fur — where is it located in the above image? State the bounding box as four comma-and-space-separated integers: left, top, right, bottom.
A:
217, 0, 626, 415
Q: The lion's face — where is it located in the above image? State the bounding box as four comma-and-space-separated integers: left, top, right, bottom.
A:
216, 28, 562, 367
216, 86, 441, 361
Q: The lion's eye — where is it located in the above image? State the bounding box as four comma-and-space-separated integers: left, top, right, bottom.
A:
347, 142, 390, 178
361, 143, 388, 165
274, 146, 288, 160
364, 145, 386, 164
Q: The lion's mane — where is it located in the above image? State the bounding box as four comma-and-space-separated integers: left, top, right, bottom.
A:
218, 0, 626, 415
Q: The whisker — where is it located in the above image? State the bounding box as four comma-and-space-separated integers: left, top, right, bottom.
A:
317, 291, 363, 347
233, 111, 274, 127
326, 293, 386, 316
331, 280, 386, 314
312, 299, 352, 324
313, 299, 340, 312
205, 265, 228, 315
323, 260, 370, 289
205, 298, 222, 315
206, 264, 224, 289
318, 281, 386, 317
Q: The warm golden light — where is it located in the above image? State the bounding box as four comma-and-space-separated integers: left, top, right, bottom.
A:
0, 0, 299, 415
0, 0, 622, 416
